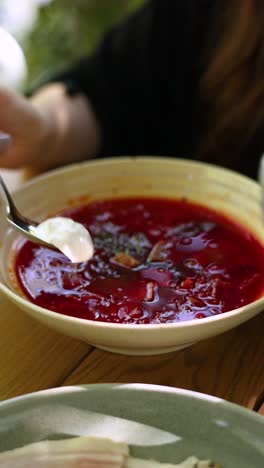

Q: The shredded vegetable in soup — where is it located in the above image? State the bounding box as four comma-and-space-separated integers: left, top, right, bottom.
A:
14, 197, 264, 324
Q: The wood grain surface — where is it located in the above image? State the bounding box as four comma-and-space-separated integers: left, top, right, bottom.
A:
0, 296, 90, 401
62, 311, 264, 410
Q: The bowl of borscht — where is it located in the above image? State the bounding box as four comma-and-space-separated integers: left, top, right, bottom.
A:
1, 156, 264, 355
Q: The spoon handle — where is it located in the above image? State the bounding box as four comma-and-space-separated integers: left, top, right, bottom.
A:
0, 132, 11, 153
0, 174, 18, 218
0, 175, 37, 229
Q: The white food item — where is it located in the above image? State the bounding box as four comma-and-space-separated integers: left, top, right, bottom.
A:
0, 436, 128, 467
33, 216, 94, 263
0, 436, 216, 468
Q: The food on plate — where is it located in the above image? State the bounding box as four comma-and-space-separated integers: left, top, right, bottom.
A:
14, 197, 264, 324
0, 435, 219, 467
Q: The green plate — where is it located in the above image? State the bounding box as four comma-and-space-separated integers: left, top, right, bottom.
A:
0, 384, 263, 466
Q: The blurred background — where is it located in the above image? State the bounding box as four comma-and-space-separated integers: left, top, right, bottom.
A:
0, 0, 143, 90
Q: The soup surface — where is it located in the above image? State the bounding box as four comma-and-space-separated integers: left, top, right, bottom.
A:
14, 197, 264, 324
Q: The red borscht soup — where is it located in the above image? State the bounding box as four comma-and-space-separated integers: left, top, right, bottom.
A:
14, 197, 264, 324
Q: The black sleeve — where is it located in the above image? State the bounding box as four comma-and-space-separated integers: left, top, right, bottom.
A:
48, 0, 212, 158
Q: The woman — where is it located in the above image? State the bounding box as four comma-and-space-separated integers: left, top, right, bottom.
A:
0, 0, 263, 178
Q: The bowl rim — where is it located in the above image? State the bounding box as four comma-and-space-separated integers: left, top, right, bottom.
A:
0, 382, 264, 427
1, 155, 263, 331
8, 155, 262, 194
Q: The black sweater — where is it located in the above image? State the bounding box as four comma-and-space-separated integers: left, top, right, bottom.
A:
51, 0, 263, 179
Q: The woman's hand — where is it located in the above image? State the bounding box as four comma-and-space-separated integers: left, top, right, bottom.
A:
0, 87, 52, 169
0, 84, 101, 172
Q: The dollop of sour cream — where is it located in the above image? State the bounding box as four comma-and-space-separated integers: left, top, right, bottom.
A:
33, 217, 94, 263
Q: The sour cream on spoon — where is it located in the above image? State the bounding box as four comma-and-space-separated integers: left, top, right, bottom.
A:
33, 216, 94, 263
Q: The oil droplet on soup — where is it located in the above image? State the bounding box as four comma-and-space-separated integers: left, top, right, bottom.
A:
14, 197, 264, 324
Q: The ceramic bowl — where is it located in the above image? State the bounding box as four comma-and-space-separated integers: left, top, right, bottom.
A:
0, 383, 263, 467
1, 156, 264, 355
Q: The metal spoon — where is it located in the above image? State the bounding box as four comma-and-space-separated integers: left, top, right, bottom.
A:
0, 174, 56, 249
0, 175, 94, 262
0, 132, 52, 246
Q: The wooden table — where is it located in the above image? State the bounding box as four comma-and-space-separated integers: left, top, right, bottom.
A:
0, 169, 263, 415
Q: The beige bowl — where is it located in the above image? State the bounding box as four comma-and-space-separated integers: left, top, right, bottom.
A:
1, 156, 264, 355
